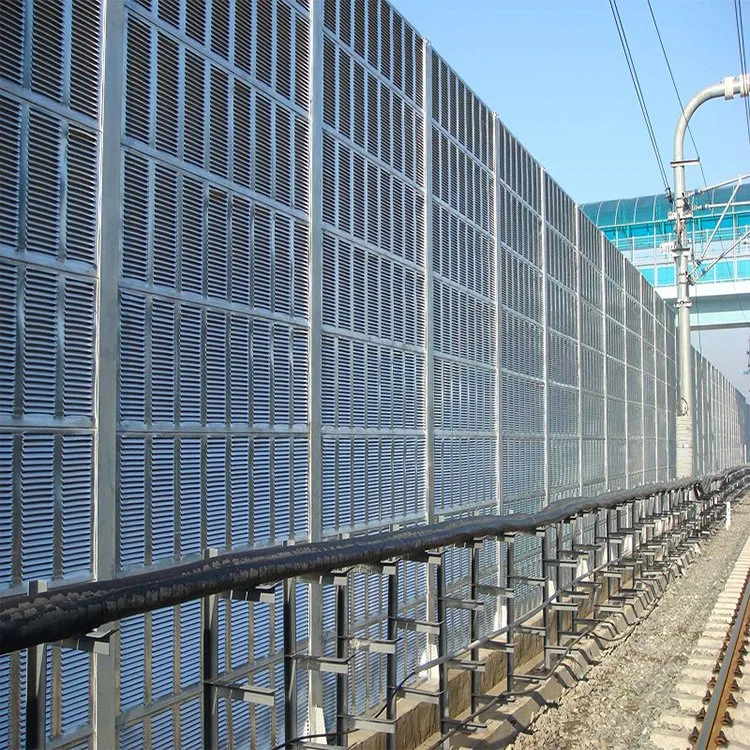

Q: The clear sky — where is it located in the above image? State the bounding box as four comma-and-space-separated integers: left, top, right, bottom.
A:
393, 0, 750, 395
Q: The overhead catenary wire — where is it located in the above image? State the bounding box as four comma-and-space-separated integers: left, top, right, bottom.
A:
734, 0, 750, 146
648, 1, 749, 349
644, 0, 705, 354
608, 0, 670, 192
646, 0, 708, 187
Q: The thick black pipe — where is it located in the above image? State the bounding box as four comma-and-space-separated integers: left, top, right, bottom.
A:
0, 468, 746, 655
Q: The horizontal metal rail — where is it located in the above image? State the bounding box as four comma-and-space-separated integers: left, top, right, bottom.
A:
695, 557, 750, 749
1, 467, 747, 655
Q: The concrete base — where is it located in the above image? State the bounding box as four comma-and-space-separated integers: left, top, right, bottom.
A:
676, 414, 694, 477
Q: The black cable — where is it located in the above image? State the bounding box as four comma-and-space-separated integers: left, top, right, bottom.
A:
608, 0, 670, 191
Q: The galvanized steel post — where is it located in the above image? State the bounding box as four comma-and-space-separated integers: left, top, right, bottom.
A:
93, 1, 125, 746
308, 0, 326, 734
672, 74, 750, 477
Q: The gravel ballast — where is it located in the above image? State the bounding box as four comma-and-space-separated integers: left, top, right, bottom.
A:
506, 496, 750, 750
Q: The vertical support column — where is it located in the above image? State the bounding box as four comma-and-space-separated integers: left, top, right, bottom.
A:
94, 1, 125, 746
201, 548, 219, 750
421, 40, 438, 668
601, 234, 609, 489
283, 577, 298, 743
25, 580, 48, 750
554, 523, 563, 640
540, 170, 550, 509
335, 580, 348, 747
575, 208, 583, 497
435, 554, 449, 742
492, 116, 505, 627
639, 280, 646, 484
540, 532, 552, 670
505, 535, 515, 694
600, 235, 611, 580
422, 41, 435, 529
604, 509, 612, 601
385, 566, 399, 750
612, 507, 622, 597
470, 543, 481, 713
652, 291, 659, 480
622, 254, 630, 490
308, 0, 325, 734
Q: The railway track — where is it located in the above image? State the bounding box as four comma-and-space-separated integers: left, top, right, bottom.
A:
650, 536, 750, 750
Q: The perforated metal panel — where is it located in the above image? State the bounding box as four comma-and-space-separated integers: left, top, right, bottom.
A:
0, 1, 101, 745
692, 348, 747, 472
578, 213, 605, 494
430, 48, 497, 653
4, 0, 749, 747
496, 122, 544, 521
116, 0, 312, 744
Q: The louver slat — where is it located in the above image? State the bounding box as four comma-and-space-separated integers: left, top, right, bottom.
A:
31, 0, 64, 103
26, 109, 61, 257
230, 437, 250, 548
179, 602, 201, 688
179, 700, 201, 747
119, 617, 145, 710
21, 433, 54, 581
155, 33, 179, 155
122, 151, 150, 282
70, 0, 101, 118
63, 279, 95, 419
61, 435, 93, 577
179, 438, 201, 558
0, 0, 24, 84
125, 16, 151, 143
60, 649, 89, 733
151, 710, 174, 748
66, 128, 99, 266
150, 608, 174, 700
151, 298, 175, 423
178, 304, 202, 424
0, 263, 17, 416
205, 437, 226, 548
151, 436, 175, 562
0, 435, 13, 588
0, 96, 22, 249
252, 440, 271, 544
119, 437, 146, 569
23, 268, 57, 416
119, 292, 146, 422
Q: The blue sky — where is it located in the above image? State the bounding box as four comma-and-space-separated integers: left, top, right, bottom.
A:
393, 0, 750, 395
394, 0, 750, 203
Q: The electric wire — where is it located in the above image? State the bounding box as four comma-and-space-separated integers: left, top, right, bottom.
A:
608, 0, 670, 192
644, 0, 705, 354
734, 0, 750, 145
646, 0, 708, 187
647, 1, 747, 349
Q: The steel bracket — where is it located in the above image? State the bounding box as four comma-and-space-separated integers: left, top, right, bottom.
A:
56, 626, 115, 655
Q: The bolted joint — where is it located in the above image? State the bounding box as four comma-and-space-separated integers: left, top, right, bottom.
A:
725, 73, 750, 99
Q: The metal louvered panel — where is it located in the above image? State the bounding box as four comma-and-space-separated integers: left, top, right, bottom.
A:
6, 0, 750, 747
1, 3, 102, 738
61, 435, 94, 576
59, 649, 90, 734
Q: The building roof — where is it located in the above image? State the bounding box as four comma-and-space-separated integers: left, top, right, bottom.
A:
581, 183, 750, 228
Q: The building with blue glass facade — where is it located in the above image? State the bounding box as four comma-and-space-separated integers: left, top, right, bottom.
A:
583, 183, 750, 328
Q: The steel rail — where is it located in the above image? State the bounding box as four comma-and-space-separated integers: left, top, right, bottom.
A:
695, 568, 750, 749
0, 467, 746, 655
